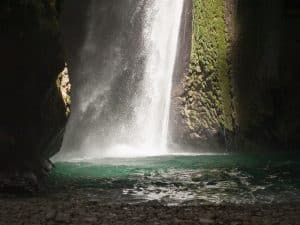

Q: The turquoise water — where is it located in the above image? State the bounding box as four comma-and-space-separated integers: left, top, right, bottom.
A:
49, 153, 300, 205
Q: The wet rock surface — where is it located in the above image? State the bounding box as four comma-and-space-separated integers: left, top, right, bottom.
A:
0, 196, 299, 225
0, 159, 55, 194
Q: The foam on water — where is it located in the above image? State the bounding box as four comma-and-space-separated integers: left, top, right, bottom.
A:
49, 153, 300, 205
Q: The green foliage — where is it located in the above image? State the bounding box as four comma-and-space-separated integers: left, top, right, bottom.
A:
182, 0, 234, 139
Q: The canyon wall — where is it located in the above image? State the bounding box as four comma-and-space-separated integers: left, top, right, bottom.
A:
232, 0, 300, 151
177, 0, 300, 151
0, 0, 67, 191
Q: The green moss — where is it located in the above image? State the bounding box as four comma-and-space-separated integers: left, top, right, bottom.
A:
182, 0, 234, 141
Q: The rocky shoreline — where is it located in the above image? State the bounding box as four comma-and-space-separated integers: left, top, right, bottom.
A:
0, 196, 299, 225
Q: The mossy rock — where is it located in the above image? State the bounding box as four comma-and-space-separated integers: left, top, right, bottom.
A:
180, 0, 235, 145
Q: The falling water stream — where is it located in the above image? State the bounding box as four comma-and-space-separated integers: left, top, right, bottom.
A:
56, 0, 184, 160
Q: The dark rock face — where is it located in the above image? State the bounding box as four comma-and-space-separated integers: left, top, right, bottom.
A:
232, 0, 300, 151
0, 0, 67, 191
60, 0, 93, 80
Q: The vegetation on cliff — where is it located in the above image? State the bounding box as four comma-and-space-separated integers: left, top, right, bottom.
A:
180, 0, 234, 147
182, 0, 300, 151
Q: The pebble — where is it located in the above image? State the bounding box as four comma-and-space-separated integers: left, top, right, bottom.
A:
55, 212, 70, 223
199, 217, 214, 224
84, 217, 98, 223
45, 209, 56, 220
0, 198, 299, 225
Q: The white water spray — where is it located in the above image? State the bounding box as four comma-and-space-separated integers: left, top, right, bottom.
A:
57, 0, 184, 160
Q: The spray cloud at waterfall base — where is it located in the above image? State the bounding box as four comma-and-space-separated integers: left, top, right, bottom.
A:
55, 0, 185, 160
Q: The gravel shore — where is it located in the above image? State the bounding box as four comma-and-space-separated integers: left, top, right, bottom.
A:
0, 196, 299, 225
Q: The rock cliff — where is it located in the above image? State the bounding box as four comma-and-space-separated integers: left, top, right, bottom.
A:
0, 0, 67, 191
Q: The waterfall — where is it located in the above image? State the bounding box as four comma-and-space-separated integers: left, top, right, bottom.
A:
57, 0, 184, 159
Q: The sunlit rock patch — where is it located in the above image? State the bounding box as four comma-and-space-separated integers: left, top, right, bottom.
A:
57, 65, 71, 116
